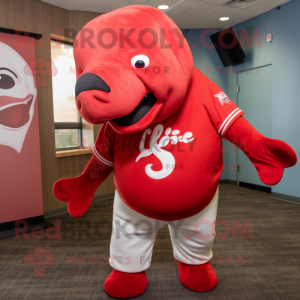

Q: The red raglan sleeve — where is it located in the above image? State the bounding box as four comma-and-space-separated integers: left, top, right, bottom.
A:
205, 77, 244, 138
92, 122, 115, 169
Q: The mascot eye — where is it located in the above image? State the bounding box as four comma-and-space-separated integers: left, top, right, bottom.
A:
131, 55, 150, 69
0, 74, 15, 89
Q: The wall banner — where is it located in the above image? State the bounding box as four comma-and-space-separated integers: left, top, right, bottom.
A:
0, 30, 44, 232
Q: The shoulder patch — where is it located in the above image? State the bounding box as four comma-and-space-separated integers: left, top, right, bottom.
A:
214, 92, 231, 106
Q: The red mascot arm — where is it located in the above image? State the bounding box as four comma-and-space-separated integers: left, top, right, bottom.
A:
225, 117, 297, 185
53, 156, 112, 217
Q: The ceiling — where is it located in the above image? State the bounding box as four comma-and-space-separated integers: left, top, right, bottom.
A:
40, 0, 292, 28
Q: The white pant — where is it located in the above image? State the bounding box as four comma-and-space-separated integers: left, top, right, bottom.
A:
110, 188, 219, 273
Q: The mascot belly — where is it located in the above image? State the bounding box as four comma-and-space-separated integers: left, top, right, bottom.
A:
53, 5, 297, 299
105, 69, 242, 221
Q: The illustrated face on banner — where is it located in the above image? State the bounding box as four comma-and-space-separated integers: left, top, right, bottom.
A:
0, 42, 37, 153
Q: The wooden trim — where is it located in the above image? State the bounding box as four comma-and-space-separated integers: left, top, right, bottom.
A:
56, 148, 92, 158
55, 122, 82, 129
50, 33, 74, 45
0, 26, 42, 39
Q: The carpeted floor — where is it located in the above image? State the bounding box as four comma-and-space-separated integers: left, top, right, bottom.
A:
0, 184, 299, 299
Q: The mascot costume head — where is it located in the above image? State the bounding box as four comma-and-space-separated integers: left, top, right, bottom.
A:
74, 5, 193, 134
54, 5, 297, 299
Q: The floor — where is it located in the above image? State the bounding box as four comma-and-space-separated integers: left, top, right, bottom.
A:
0, 184, 299, 299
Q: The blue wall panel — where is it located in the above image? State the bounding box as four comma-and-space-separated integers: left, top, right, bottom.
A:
183, 29, 228, 180
184, 2, 300, 195
271, 2, 300, 197
227, 1, 299, 197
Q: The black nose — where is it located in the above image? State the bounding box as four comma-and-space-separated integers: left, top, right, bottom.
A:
75, 73, 111, 97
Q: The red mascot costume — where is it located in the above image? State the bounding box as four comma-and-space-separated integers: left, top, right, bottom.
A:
53, 6, 297, 298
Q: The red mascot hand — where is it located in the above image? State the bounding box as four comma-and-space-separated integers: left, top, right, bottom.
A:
53, 157, 112, 217
226, 117, 297, 185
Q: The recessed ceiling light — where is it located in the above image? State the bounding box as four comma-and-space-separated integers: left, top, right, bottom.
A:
158, 5, 169, 10
220, 17, 230, 21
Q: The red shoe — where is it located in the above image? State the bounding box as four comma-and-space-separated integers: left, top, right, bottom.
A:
178, 261, 217, 292
104, 269, 147, 298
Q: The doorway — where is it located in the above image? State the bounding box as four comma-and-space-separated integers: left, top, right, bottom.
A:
237, 64, 272, 191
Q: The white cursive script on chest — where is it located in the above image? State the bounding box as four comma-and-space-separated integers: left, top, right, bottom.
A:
136, 124, 194, 180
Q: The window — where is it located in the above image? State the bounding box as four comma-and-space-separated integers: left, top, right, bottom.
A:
51, 39, 82, 150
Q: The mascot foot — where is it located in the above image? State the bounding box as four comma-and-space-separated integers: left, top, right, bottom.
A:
104, 269, 147, 298
178, 261, 217, 292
